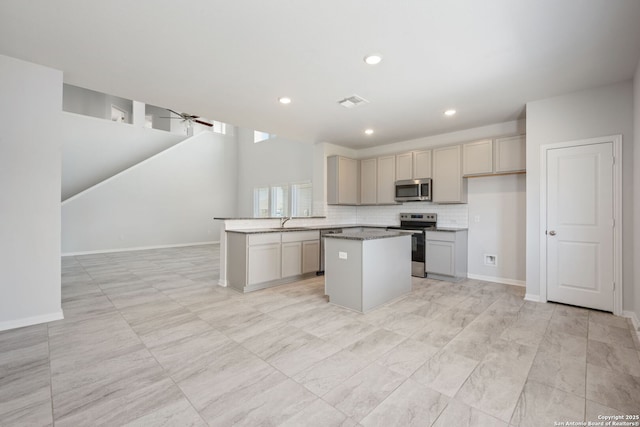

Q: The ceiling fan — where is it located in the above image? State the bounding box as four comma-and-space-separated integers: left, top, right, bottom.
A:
161, 109, 213, 127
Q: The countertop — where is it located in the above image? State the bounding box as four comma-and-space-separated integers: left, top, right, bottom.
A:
226, 225, 389, 234
324, 230, 410, 241
214, 216, 326, 220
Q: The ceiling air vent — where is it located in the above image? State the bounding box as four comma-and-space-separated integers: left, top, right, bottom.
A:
338, 94, 369, 109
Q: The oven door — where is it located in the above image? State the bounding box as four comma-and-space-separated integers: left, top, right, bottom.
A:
389, 228, 426, 277
410, 231, 426, 277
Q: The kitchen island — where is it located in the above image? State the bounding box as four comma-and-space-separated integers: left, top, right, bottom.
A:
324, 230, 411, 312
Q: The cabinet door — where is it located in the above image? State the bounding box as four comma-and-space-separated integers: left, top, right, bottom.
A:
395, 153, 413, 181
248, 244, 281, 285
281, 242, 302, 278
463, 139, 493, 176
413, 150, 432, 179
425, 240, 455, 276
360, 158, 377, 204
432, 145, 466, 203
339, 157, 359, 204
302, 240, 320, 273
494, 135, 526, 173
377, 155, 396, 204
327, 156, 358, 205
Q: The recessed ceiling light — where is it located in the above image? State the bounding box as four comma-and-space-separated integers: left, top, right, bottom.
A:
364, 54, 383, 65
444, 109, 456, 116
278, 97, 292, 104
364, 129, 374, 135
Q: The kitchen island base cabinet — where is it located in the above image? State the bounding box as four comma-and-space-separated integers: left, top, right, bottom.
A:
325, 233, 411, 313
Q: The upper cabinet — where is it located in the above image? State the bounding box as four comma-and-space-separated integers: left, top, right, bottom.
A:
462, 135, 526, 177
494, 135, 526, 173
327, 155, 359, 205
413, 150, 432, 179
432, 145, 467, 204
395, 150, 432, 180
395, 153, 413, 181
462, 139, 493, 176
360, 158, 377, 205
377, 155, 396, 204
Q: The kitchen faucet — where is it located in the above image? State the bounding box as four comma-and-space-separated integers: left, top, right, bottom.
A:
280, 217, 291, 228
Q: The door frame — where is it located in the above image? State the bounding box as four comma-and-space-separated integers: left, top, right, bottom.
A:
539, 135, 622, 315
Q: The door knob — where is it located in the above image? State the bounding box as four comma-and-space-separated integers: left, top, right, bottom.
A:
548, 230, 556, 236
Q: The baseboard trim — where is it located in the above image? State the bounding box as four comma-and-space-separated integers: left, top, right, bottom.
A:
467, 273, 526, 287
217, 279, 228, 287
622, 310, 640, 337
524, 294, 541, 303
62, 241, 219, 257
0, 310, 64, 332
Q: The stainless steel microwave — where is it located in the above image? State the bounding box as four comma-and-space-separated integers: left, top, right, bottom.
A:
395, 179, 432, 202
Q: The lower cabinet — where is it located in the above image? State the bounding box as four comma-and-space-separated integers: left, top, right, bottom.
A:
281, 242, 302, 278
425, 240, 455, 276
227, 230, 320, 292
425, 230, 468, 280
248, 243, 281, 285
302, 240, 320, 273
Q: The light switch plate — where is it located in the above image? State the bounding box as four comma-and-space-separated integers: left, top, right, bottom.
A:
339, 252, 348, 260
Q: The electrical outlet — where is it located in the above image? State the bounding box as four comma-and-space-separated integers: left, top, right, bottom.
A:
474, 215, 481, 223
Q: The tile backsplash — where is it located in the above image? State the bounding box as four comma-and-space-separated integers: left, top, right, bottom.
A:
353, 202, 469, 228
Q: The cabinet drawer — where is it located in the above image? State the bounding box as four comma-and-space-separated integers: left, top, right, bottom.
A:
281, 230, 319, 242
424, 231, 455, 242
248, 233, 281, 246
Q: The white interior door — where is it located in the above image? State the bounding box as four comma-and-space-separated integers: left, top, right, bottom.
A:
546, 142, 614, 311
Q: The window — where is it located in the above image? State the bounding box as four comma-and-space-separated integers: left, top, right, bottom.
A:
254, 130, 275, 143
253, 182, 312, 217
291, 182, 312, 217
212, 121, 233, 135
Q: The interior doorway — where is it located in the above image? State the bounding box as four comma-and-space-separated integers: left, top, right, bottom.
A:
540, 135, 622, 314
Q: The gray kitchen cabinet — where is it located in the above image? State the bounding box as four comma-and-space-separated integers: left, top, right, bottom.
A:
327, 155, 359, 205
395, 150, 432, 180
302, 240, 320, 273
425, 230, 468, 281
282, 230, 319, 277
395, 152, 413, 181
432, 145, 467, 203
227, 230, 319, 292
413, 150, 432, 179
360, 158, 377, 204
281, 241, 302, 278
247, 233, 282, 285
462, 139, 493, 176
377, 155, 396, 204
494, 135, 526, 173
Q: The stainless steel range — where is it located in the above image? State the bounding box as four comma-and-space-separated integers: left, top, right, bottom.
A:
387, 213, 437, 277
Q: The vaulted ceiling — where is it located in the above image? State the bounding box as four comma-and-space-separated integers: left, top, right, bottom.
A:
1, 0, 640, 148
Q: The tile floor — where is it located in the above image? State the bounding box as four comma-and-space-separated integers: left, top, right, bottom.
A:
1, 244, 639, 426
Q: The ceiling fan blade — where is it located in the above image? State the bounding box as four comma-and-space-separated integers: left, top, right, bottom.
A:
165, 108, 183, 117
194, 119, 214, 127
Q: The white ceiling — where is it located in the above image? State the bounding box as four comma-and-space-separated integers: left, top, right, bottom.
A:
1, 0, 640, 148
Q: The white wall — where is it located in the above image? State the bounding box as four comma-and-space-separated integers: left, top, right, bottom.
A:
634, 60, 640, 325
0, 55, 63, 330
61, 112, 184, 200
526, 81, 634, 309
467, 174, 526, 284
236, 128, 315, 217
62, 131, 237, 254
